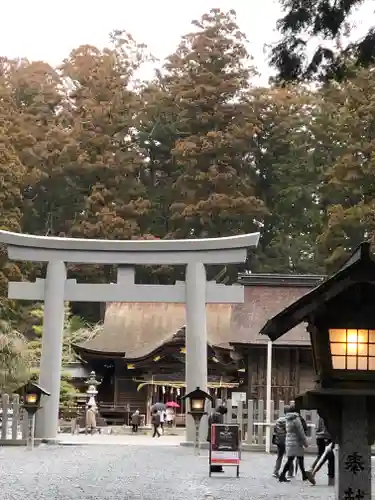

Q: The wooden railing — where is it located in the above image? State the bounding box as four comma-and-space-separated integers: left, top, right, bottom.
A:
214, 398, 318, 448
0, 394, 28, 443
0, 395, 318, 447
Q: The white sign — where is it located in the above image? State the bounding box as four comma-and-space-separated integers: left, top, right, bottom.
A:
231, 392, 246, 407
211, 450, 240, 465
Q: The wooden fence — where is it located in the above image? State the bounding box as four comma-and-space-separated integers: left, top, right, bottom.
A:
214, 398, 318, 448
0, 394, 318, 447
0, 394, 28, 444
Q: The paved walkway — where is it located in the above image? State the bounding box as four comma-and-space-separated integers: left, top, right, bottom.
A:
59, 433, 183, 446
0, 438, 337, 500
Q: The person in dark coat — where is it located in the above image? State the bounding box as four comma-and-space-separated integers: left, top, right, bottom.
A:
272, 405, 293, 478
151, 410, 161, 438
308, 415, 335, 485
207, 405, 228, 473
278, 406, 314, 484
131, 410, 141, 433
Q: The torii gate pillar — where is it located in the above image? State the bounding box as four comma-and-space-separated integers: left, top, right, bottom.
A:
185, 262, 208, 407
0, 231, 259, 442
38, 261, 66, 440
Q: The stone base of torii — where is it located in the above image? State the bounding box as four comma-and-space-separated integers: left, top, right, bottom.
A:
0, 230, 259, 442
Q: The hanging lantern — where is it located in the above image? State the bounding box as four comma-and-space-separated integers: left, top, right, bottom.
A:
162, 386, 166, 394
177, 388, 180, 396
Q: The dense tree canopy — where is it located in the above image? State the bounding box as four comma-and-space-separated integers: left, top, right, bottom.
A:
0, 7, 374, 341
271, 0, 375, 82
316, 66, 375, 269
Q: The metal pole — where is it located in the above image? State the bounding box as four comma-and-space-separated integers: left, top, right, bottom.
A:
265, 340, 273, 453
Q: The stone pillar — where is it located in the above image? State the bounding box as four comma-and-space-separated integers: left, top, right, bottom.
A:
337, 396, 371, 500
35, 260, 66, 441
185, 262, 208, 442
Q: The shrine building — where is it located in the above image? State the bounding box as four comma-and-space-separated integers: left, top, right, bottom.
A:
71, 273, 325, 425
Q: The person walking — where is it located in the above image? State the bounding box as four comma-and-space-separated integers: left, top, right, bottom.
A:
131, 409, 141, 433
272, 405, 294, 478
207, 405, 228, 473
278, 406, 314, 484
85, 404, 97, 435
307, 415, 335, 486
158, 409, 166, 434
166, 408, 174, 428
151, 410, 161, 438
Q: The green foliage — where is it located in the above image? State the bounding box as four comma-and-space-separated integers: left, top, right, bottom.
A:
58, 373, 79, 408
0, 320, 31, 393
28, 303, 98, 364
247, 84, 325, 273
3, 7, 375, 326
314, 66, 375, 270
271, 0, 375, 82
30, 368, 79, 408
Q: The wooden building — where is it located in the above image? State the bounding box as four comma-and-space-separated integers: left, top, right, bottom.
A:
72, 273, 325, 423
230, 273, 325, 402
72, 303, 239, 424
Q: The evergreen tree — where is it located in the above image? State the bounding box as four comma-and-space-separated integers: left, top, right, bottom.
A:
152, 9, 266, 242
248, 84, 325, 273
61, 38, 151, 240
271, 0, 375, 82
315, 65, 375, 270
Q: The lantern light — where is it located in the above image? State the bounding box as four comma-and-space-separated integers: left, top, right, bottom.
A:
25, 393, 38, 405
191, 395, 205, 412
329, 329, 375, 371
181, 387, 213, 417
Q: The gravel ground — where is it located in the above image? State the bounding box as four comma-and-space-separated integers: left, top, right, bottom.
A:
0, 443, 336, 500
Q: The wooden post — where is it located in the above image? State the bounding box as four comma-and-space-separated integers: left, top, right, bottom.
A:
338, 396, 370, 500
257, 399, 264, 446
246, 399, 254, 445
265, 340, 273, 453
11, 394, 20, 440
237, 401, 243, 440
310, 409, 318, 443
146, 382, 153, 426
21, 408, 28, 440
27, 413, 36, 451
226, 399, 233, 424
269, 399, 275, 448
1, 394, 9, 440
246, 352, 252, 400
295, 347, 300, 394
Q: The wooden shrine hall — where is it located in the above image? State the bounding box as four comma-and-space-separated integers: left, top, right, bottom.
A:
72, 302, 239, 425
72, 273, 326, 425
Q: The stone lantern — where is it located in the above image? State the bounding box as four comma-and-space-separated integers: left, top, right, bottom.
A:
85, 371, 101, 410
16, 382, 50, 449
181, 386, 213, 454
260, 242, 375, 500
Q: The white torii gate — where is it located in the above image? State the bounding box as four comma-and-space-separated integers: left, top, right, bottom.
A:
0, 230, 259, 442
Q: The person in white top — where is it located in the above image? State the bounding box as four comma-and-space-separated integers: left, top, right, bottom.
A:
166, 408, 174, 427
158, 409, 166, 434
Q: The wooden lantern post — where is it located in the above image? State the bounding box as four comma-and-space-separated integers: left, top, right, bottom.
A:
261, 242, 375, 500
